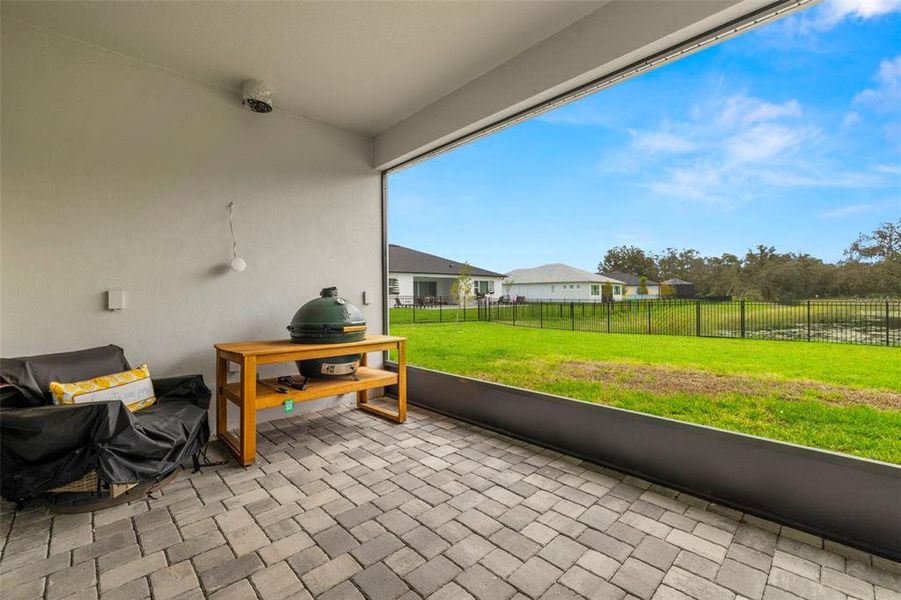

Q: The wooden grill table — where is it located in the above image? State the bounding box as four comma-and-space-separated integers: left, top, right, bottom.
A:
215, 335, 406, 465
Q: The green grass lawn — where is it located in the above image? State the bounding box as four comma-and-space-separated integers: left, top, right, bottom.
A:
391, 321, 901, 464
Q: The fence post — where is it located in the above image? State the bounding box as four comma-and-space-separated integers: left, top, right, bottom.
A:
647, 302, 652, 334
439, 302, 443, 323
540, 301, 544, 328
807, 300, 811, 342
570, 302, 575, 331
607, 301, 611, 333
887, 301, 891, 347
696, 300, 701, 337
463, 303, 466, 322
513, 301, 516, 326
413, 302, 416, 324
740, 300, 746, 338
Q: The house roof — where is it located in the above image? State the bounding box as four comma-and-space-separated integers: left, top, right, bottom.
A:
506, 264, 624, 284
598, 271, 659, 286
388, 245, 505, 278
662, 278, 693, 285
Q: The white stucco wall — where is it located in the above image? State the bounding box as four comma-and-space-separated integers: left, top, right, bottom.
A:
622, 285, 661, 298
0, 21, 381, 428
389, 273, 416, 300
388, 272, 503, 301
504, 282, 616, 301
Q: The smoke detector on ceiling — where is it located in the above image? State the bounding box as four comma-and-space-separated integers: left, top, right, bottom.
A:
241, 79, 273, 113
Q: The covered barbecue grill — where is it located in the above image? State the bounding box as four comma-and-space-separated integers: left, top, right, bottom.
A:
288, 287, 367, 379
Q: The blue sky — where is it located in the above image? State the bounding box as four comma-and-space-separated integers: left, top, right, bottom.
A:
388, 0, 901, 274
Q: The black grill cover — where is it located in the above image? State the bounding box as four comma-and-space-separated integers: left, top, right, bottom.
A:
0, 348, 210, 501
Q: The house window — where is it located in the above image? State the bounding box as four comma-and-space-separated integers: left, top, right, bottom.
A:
551, 285, 555, 293
591, 284, 600, 296
388, 278, 399, 295
474, 280, 494, 295
614, 285, 621, 295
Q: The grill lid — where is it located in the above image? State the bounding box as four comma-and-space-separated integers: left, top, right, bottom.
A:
288, 287, 366, 343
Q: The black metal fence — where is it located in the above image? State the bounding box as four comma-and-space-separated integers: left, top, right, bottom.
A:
390, 298, 901, 346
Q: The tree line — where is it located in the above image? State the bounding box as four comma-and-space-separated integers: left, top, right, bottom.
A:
598, 220, 901, 302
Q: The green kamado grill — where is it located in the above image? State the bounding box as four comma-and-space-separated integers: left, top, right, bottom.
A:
288, 287, 367, 380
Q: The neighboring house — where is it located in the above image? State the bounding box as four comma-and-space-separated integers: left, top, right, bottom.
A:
598, 271, 660, 299
661, 278, 696, 298
388, 244, 505, 304
504, 264, 626, 301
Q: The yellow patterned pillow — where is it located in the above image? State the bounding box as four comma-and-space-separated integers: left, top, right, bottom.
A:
49, 364, 156, 412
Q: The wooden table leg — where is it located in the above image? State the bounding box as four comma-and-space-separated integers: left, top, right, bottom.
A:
240, 356, 257, 465
397, 340, 407, 422
357, 352, 369, 407
216, 353, 228, 440
356, 343, 407, 423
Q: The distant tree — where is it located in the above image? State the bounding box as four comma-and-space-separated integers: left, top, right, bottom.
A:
690, 252, 741, 298
598, 246, 658, 278
451, 263, 474, 313
638, 276, 649, 296
593, 222, 901, 302
845, 219, 901, 262
601, 281, 613, 301
657, 248, 704, 280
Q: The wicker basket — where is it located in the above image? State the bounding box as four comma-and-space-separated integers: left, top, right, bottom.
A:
49, 470, 137, 498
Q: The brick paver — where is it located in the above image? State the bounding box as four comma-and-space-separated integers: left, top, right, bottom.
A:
1, 403, 897, 599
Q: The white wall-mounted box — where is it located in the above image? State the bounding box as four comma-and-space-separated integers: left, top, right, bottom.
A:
107, 289, 125, 311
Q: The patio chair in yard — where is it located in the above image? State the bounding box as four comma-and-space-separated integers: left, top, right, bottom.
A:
0, 345, 212, 512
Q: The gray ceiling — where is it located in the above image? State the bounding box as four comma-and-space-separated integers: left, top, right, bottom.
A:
1, 1, 606, 134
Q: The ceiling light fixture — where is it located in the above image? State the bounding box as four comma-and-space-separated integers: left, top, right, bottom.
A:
241, 79, 273, 113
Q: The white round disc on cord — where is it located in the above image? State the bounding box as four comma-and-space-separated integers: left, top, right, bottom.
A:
230, 257, 247, 272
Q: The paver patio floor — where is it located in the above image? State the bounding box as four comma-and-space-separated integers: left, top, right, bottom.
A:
1, 403, 898, 600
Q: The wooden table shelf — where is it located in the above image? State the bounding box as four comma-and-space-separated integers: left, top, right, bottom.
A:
222, 367, 398, 410
215, 335, 406, 465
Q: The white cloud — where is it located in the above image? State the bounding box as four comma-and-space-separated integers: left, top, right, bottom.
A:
818, 197, 901, 219
818, 203, 875, 219
631, 131, 696, 153
875, 163, 901, 174
793, 0, 901, 33
717, 96, 802, 127
760, 168, 888, 188
725, 122, 817, 163
842, 111, 862, 126
597, 89, 897, 205
613, 94, 812, 202
854, 54, 901, 112
644, 164, 728, 205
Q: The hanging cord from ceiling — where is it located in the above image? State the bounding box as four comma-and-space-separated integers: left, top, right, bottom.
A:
228, 202, 246, 272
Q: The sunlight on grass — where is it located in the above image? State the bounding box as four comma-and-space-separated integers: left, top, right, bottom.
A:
390, 322, 901, 463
